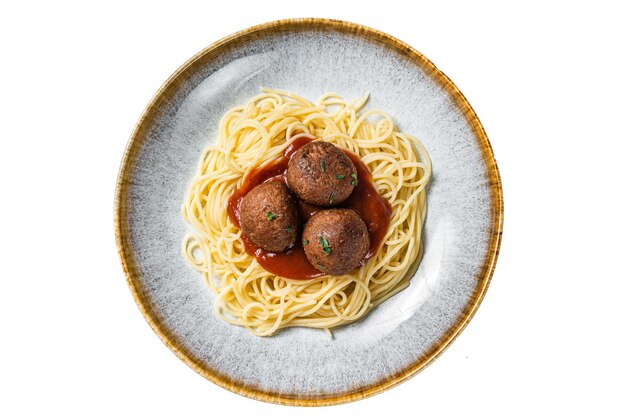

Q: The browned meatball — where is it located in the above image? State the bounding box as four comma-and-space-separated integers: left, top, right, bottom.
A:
239, 181, 298, 252
302, 209, 370, 275
286, 141, 357, 207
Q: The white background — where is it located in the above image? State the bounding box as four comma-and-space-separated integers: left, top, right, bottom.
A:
1, 1, 625, 415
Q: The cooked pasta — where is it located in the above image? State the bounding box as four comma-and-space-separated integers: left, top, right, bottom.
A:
182, 88, 431, 336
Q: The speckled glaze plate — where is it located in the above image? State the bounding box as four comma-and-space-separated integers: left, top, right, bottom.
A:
115, 19, 503, 406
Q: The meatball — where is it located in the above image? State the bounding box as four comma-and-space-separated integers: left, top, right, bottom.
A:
239, 181, 299, 252
302, 209, 370, 275
286, 141, 357, 206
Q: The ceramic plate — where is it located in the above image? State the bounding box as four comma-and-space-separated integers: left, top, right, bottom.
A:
115, 19, 503, 406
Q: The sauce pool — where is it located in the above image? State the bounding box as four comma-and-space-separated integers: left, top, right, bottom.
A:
227, 136, 392, 280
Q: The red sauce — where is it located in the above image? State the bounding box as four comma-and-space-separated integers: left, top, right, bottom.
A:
227, 136, 392, 280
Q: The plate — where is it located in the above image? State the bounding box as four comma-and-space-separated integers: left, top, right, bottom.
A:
115, 18, 503, 406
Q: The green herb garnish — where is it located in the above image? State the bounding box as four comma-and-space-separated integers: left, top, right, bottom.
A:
286, 226, 293, 233
266, 211, 278, 220
303, 239, 309, 245
335, 174, 345, 179
321, 160, 326, 172
319, 236, 331, 255
329, 191, 335, 205
350, 173, 358, 186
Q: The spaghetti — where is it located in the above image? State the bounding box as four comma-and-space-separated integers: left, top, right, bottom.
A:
181, 89, 431, 336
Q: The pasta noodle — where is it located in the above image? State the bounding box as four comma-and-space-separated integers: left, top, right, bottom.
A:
181, 88, 431, 336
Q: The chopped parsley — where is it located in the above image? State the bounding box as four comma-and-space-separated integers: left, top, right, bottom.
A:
335, 174, 345, 179
321, 160, 326, 172
303, 239, 309, 246
319, 236, 331, 255
266, 211, 278, 220
285, 226, 293, 233
350, 173, 358, 186
329, 191, 335, 205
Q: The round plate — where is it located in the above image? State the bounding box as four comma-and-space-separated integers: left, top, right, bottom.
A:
115, 18, 503, 406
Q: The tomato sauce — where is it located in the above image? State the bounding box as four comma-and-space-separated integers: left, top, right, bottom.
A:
227, 136, 392, 280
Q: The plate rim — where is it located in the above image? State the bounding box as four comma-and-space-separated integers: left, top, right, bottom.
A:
114, 17, 504, 406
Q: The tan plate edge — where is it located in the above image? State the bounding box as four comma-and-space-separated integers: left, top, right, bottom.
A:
114, 18, 504, 407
